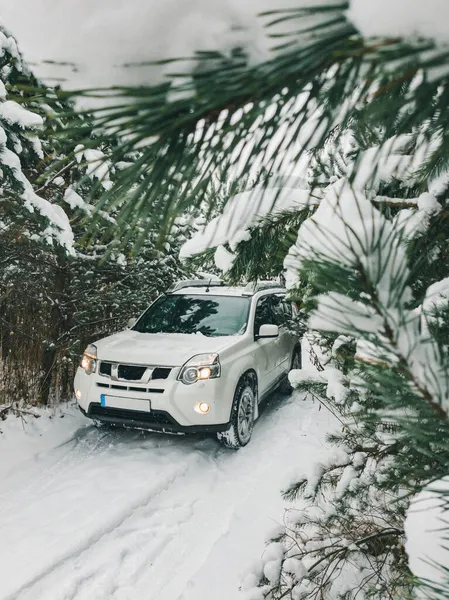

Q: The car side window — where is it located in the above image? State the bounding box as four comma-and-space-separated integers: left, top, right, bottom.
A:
271, 294, 287, 327
283, 299, 293, 320
254, 295, 274, 335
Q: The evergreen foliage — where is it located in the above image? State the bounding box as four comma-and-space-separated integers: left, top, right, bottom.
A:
0, 34, 192, 406
174, 65, 449, 598
3, 5, 449, 598
242, 106, 449, 598
16, 6, 449, 252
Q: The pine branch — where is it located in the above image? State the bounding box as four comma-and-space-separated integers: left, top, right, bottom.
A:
359, 264, 449, 421
17, 8, 449, 243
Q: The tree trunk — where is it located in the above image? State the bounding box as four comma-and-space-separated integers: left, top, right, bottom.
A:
37, 256, 66, 405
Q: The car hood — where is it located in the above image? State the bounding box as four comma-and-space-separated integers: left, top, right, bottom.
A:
94, 330, 236, 366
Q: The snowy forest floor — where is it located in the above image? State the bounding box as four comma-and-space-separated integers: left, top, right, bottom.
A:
0, 392, 337, 600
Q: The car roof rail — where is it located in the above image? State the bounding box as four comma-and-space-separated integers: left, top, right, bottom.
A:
166, 279, 224, 293
242, 281, 286, 295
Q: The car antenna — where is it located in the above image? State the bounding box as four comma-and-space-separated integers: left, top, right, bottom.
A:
205, 278, 212, 293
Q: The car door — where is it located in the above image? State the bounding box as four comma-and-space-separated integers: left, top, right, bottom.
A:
271, 294, 296, 377
253, 295, 279, 395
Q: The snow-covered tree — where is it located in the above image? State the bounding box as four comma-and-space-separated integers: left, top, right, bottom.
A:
1, 130, 194, 404
0, 27, 76, 404
0, 33, 193, 405
4, 4, 447, 251
240, 92, 449, 597
0, 27, 73, 252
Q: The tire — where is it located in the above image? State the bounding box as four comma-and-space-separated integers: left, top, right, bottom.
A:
217, 375, 256, 449
281, 345, 302, 394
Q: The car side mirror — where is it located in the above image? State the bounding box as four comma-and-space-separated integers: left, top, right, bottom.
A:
256, 324, 279, 339
127, 317, 137, 329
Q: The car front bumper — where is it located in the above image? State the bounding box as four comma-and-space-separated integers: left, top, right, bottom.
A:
79, 404, 230, 433
74, 365, 232, 431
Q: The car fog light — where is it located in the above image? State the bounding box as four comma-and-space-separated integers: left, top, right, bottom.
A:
197, 402, 210, 414
75, 388, 82, 400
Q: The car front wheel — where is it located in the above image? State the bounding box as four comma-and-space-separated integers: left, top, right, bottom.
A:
217, 377, 256, 449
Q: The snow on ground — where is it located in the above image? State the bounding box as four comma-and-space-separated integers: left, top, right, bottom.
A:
0, 403, 86, 480
0, 393, 336, 600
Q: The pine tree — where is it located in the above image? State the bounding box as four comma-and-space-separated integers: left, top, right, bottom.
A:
0, 27, 73, 252
0, 26, 76, 404
241, 94, 449, 598
0, 34, 194, 405
1, 123, 194, 404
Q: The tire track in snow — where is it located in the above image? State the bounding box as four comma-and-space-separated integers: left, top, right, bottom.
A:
15, 396, 313, 600
11, 449, 221, 600
3, 450, 207, 600
1, 393, 335, 600
0, 426, 215, 600
0, 426, 115, 514
153, 397, 315, 600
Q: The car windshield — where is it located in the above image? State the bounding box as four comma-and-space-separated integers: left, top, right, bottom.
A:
133, 294, 251, 337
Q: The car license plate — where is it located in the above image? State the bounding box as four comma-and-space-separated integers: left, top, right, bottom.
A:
100, 395, 151, 412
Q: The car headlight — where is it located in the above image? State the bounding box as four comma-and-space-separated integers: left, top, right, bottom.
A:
80, 344, 97, 375
178, 353, 221, 385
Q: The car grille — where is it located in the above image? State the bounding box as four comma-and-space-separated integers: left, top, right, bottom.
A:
89, 404, 174, 427
118, 364, 146, 380
151, 367, 171, 380
99, 362, 112, 376
96, 383, 164, 394
99, 361, 172, 381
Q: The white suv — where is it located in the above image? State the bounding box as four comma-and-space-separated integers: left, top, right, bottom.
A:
74, 280, 301, 448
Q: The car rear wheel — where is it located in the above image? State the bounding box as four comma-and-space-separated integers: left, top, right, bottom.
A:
217, 377, 256, 449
